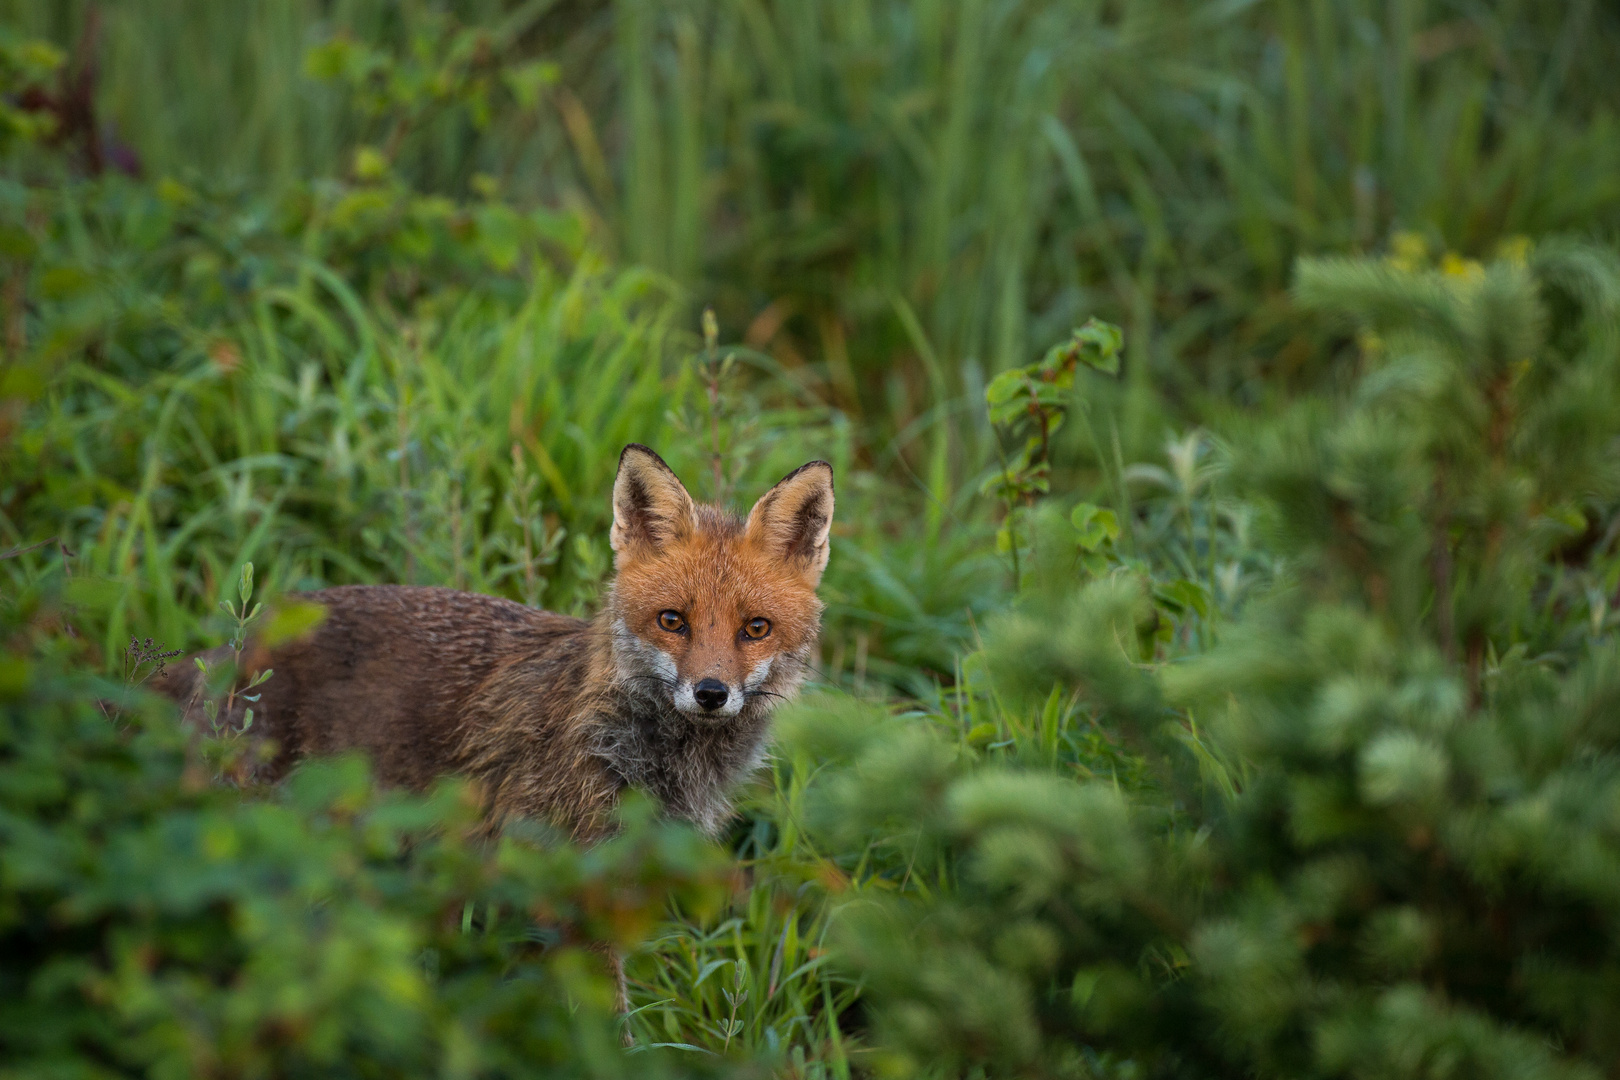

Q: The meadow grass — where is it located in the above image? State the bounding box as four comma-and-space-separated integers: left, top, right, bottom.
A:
11, 0, 1616, 421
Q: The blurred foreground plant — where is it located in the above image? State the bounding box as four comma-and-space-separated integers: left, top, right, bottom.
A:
0, 585, 739, 1078
782, 241, 1620, 1078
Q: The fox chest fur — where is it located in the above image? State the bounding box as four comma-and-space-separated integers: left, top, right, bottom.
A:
159, 446, 835, 840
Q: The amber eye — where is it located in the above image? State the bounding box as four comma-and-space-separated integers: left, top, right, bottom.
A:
658, 610, 686, 633
743, 617, 771, 640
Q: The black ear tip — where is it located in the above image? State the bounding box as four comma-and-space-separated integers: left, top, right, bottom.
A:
619, 443, 671, 470
782, 459, 835, 489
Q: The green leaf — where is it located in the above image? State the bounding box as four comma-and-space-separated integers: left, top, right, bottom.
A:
0, 362, 44, 401
1073, 317, 1124, 375
966, 722, 998, 747
1358, 732, 1448, 806
0, 223, 37, 260
0, 655, 28, 698
1544, 504, 1587, 536
63, 575, 122, 611
475, 203, 524, 271
1154, 578, 1212, 621
353, 146, 390, 182
985, 367, 1030, 407
17, 39, 65, 78
1029, 381, 1071, 407
503, 60, 559, 110
303, 37, 354, 82
988, 399, 1027, 427
261, 601, 328, 648
1070, 503, 1120, 551
38, 265, 91, 300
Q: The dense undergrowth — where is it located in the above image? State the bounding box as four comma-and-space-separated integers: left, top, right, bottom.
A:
5, 5, 1620, 1078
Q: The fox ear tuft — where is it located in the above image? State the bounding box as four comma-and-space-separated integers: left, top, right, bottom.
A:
746, 461, 834, 583
611, 445, 696, 555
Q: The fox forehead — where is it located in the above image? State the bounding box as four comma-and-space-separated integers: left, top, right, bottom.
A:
612, 519, 823, 646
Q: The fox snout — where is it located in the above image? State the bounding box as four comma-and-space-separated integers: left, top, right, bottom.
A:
667, 670, 741, 718
669, 656, 775, 719
674, 674, 739, 718
690, 678, 730, 713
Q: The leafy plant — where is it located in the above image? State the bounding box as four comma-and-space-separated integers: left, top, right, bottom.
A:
304, 10, 559, 175
0, 28, 62, 154
782, 241, 1620, 1078
0, 589, 736, 1079
982, 317, 1123, 581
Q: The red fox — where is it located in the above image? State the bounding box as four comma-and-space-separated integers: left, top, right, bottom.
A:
157, 445, 834, 840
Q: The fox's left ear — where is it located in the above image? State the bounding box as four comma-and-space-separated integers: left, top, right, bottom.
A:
612, 444, 697, 558
746, 461, 835, 585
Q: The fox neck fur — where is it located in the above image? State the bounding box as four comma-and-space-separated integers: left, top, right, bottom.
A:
455, 581, 812, 840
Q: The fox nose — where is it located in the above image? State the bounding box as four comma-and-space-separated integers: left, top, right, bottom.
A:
693, 678, 730, 712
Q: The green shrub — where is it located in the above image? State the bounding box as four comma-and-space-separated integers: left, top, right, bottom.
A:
0, 81, 912, 1072
0, 587, 742, 1078
783, 242, 1620, 1077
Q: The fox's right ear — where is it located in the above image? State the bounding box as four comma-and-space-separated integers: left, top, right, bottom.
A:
746, 460, 834, 585
611, 444, 696, 557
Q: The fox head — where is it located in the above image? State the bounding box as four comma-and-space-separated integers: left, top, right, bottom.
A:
605, 444, 833, 721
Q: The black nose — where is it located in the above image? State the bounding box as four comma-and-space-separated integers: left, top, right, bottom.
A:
693, 678, 729, 711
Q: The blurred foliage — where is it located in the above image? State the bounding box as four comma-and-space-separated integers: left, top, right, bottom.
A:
780, 242, 1620, 1077
0, 587, 737, 1078
0, 158, 869, 651
7, 0, 1618, 419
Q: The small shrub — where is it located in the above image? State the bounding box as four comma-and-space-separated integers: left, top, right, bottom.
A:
786, 243, 1620, 1078
0, 589, 737, 1079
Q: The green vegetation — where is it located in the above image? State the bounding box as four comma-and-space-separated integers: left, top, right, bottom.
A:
1, 625, 732, 1077
799, 242, 1620, 1077
4, 3, 1620, 1077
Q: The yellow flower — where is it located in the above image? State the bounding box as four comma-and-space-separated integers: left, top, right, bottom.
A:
1439, 252, 1484, 282
352, 145, 389, 182
1387, 231, 1429, 272
1495, 235, 1532, 267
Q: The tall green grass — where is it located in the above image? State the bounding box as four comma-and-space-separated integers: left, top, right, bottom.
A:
11, 1, 1616, 427
2, 175, 875, 656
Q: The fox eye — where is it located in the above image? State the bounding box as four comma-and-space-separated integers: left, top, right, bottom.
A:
657, 610, 686, 633
742, 617, 771, 640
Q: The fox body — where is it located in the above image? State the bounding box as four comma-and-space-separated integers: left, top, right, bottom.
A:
157, 445, 834, 839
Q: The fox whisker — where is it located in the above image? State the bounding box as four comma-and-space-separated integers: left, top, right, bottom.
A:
622, 673, 677, 687
779, 652, 842, 686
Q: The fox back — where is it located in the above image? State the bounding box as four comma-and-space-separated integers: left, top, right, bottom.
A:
157, 445, 834, 839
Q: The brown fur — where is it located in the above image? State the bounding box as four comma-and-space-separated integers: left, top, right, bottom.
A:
155, 446, 833, 841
